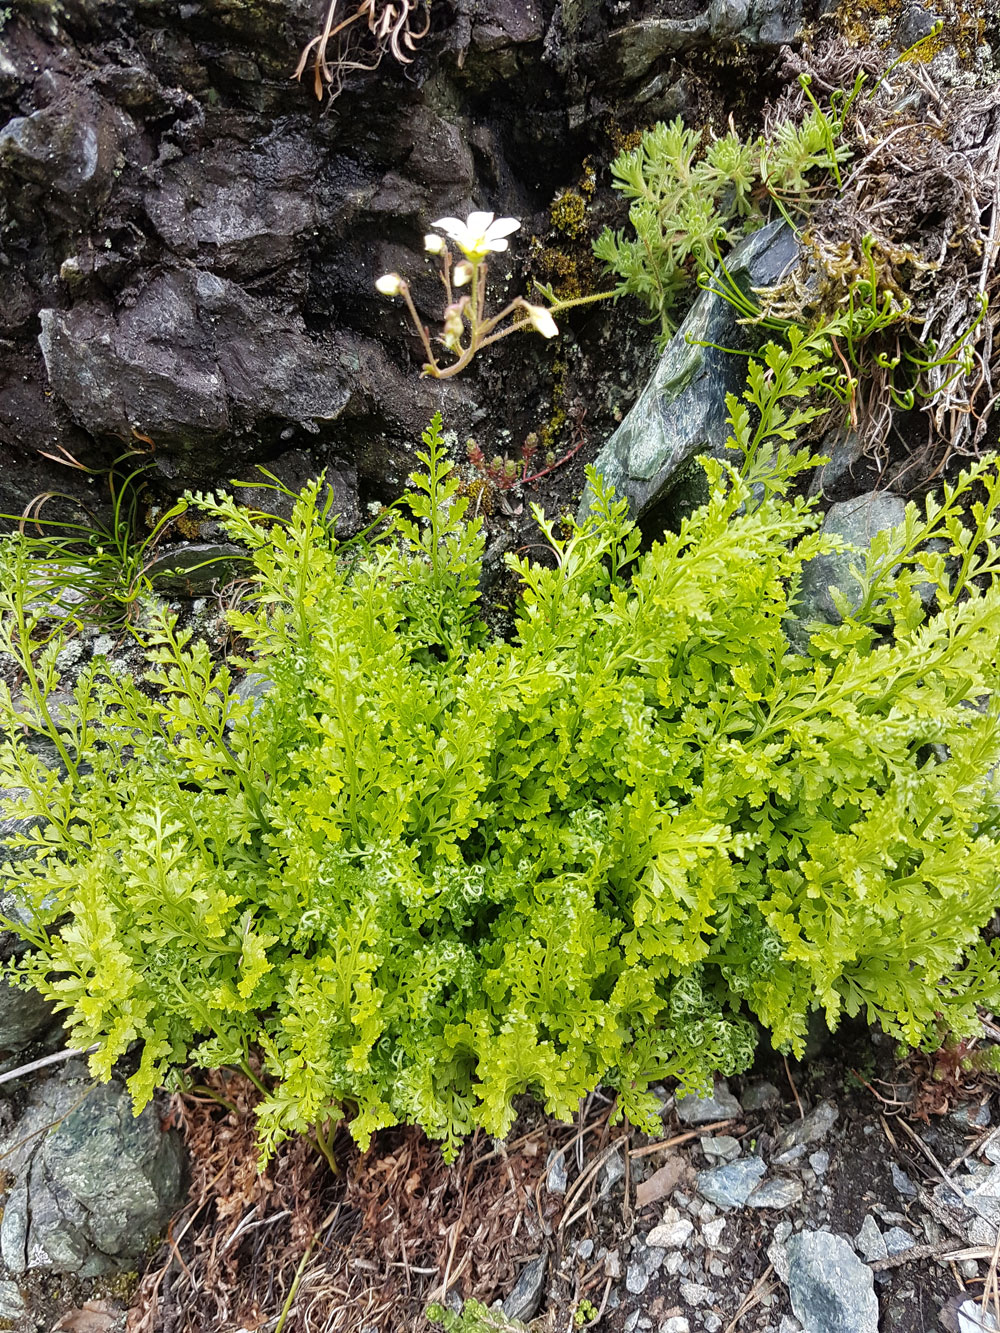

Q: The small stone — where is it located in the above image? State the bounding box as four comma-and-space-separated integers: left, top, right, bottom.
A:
951, 1102, 992, 1130
0, 1282, 26, 1320
676, 1080, 742, 1126
968, 1217, 998, 1247
598, 1151, 626, 1197
703, 1316, 722, 1333
659, 1319, 691, 1333
747, 1178, 804, 1210
809, 1151, 829, 1175
605, 1250, 622, 1280
648, 1219, 694, 1249
546, 1149, 567, 1195
889, 1164, 917, 1198
883, 1226, 915, 1256
786, 1230, 879, 1333
678, 1281, 715, 1307
577, 1238, 594, 1261
627, 1262, 651, 1295
778, 1318, 803, 1333
503, 1254, 547, 1323
958, 1299, 1000, 1332
701, 1135, 741, 1163
625, 1311, 641, 1333
665, 1251, 685, 1275
773, 1104, 839, 1160
696, 1157, 766, 1209
741, 1080, 781, 1111
854, 1215, 888, 1263
702, 1218, 727, 1250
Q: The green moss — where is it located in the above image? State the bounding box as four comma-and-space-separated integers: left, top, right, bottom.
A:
550, 189, 588, 240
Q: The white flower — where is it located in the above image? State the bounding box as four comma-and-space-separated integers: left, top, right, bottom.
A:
431, 211, 520, 262
522, 303, 559, 339
375, 273, 404, 296
424, 233, 445, 255
453, 261, 474, 287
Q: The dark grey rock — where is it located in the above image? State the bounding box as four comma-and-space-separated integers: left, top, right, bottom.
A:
676, 1079, 742, 1126
740, 1080, 780, 1112
582, 220, 799, 524
787, 492, 908, 648
0, 1067, 186, 1276
696, 1157, 766, 1209
142, 543, 247, 594
546, 1148, 567, 1195
957, 1298, 1000, 1333
503, 1253, 547, 1322
890, 1163, 917, 1198
883, 1226, 915, 1256
773, 1103, 839, 1159
746, 1177, 803, 1210
700, 1135, 741, 1163
785, 1230, 879, 1333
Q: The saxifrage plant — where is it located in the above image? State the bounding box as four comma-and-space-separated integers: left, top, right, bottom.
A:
3, 337, 1000, 1162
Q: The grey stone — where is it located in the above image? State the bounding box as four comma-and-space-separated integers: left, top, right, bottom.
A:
678, 1280, 716, 1307
659, 1319, 691, 1333
703, 1316, 722, 1333
143, 543, 247, 593
809, 1151, 830, 1175
503, 1254, 547, 1323
889, 1163, 917, 1198
546, 1149, 567, 1195
882, 1226, 915, 1256
787, 492, 908, 647
773, 1103, 839, 1159
741, 1080, 781, 1112
746, 1177, 804, 1210
582, 221, 799, 523
854, 1215, 888, 1263
0, 1068, 185, 1275
233, 672, 276, 716
647, 1217, 694, 1249
701, 1135, 741, 1163
696, 1157, 766, 1209
676, 1080, 742, 1126
625, 1311, 641, 1333
785, 1230, 879, 1333
957, 1298, 1000, 1332
626, 1260, 651, 1295
951, 1103, 992, 1129
702, 1217, 728, 1250
577, 1238, 594, 1261
598, 1149, 626, 1196
778, 1318, 804, 1333
0, 1279, 26, 1321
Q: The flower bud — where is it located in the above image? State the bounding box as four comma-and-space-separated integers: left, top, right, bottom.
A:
375, 273, 404, 296
443, 301, 465, 344
424, 234, 445, 255
523, 303, 559, 339
453, 261, 474, 287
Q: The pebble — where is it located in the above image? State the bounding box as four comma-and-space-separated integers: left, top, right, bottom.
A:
598, 1151, 626, 1197
546, 1149, 567, 1194
702, 1218, 727, 1250
659, 1319, 691, 1333
883, 1226, 915, 1256
773, 1103, 839, 1161
890, 1163, 917, 1198
958, 1298, 1000, 1332
503, 1255, 548, 1323
577, 1238, 594, 1261
678, 1281, 716, 1306
809, 1151, 829, 1175
747, 1177, 804, 1210
854, 1214, 888, 1263
701, 1135, 741, 1163
625, 1311, 641, 1333
665, 1251, 685, 1275
703, 1316, 722, 1333
786, 1230, 879, 1333
676, 1081, 742, 1126
951, 1102, 992, 1129
741, 1080, 781, 1112
696, 1157, 766, 1209
778, 1318, 803, 1333
648, 1218, 694, 1249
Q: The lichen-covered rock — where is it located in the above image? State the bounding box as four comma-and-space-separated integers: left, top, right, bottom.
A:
0, 1065, 186, 1276
581, 220, 799, 523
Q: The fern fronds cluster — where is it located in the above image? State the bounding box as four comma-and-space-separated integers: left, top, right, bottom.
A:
3, 380, 1000, 1160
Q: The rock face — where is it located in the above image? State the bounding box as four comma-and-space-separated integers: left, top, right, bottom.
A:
0, 1065, 185, 1276
0, 0, 817, 521
582, 219, 799, 522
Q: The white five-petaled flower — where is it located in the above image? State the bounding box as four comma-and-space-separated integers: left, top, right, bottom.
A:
375, 273, 404, 296
522, 303, 559, 339
431, 211, 520, 263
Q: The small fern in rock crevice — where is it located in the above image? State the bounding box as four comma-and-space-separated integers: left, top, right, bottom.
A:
2, 345, 1000, 1161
